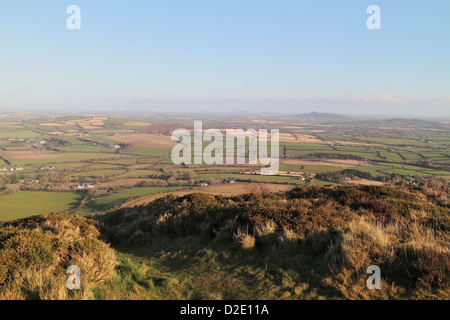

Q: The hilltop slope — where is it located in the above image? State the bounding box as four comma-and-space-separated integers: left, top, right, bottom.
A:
95, 184, 449, 299
0, 184, 448, 299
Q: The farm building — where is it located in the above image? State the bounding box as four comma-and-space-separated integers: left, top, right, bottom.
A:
197, 182, 208, 187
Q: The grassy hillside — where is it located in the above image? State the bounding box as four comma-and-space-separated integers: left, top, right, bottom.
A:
0, 184, 448, 299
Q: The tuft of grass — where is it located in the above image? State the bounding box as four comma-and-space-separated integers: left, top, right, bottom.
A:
234, 227, 256, 250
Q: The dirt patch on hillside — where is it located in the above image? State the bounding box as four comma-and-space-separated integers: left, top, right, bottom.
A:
345, 179, 385, 186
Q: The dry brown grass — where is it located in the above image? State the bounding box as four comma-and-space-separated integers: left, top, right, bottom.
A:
278, 133, 324, 144
345, 179, 385, 186
40, 123, 71, 126
0, 150, 62, 160
339, 216, 449, 295
106, 134, 176, 149
234, 227, 256, 250
256, 220, 277, 237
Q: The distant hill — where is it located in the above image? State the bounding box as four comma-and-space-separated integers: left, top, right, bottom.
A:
139, 123, 193, 133
294, 112, 349, 121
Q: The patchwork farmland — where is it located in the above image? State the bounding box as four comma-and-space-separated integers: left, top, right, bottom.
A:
0, 113, 449, 221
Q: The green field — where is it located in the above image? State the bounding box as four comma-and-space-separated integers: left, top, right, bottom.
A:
354, 137, 427, 146
0, 191, 83, 220
119, 170, 160, 178
400, 152, 423, 161
379, 151, 404, 162
281, 143, 335, 156
127, 148, 172, 156
195, 173, 307, 184
0, 130, 42, 138
57, 145, 116, 153
84, 163, 126, 170
8, 153, 130, 166
48, 162, 87, 170
279, 164, 342, 173
348, 165, 388, 177
310, 180, 339, 186
72, 169, 125, 178
74, 186, 188, 216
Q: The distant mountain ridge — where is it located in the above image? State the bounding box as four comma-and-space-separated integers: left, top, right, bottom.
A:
294, 111, 349, 121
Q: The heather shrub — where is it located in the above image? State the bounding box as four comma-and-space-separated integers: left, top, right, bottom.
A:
0, 213, 117, 300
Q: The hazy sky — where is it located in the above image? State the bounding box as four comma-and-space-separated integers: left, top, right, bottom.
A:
1, 0, 449, 116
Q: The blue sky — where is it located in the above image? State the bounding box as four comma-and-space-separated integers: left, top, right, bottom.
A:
0, 0, 449, 116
